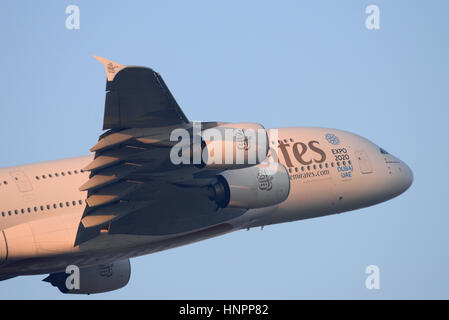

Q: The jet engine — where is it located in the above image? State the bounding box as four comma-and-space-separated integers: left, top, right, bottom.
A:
43, 259, 131, 294
207, 161, 290, 209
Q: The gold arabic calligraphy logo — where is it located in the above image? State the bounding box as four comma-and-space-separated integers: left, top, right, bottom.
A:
107, 63, 118, 75
257, 169, 273, 191
98, 263, 114, 278
235, 129, 250, 151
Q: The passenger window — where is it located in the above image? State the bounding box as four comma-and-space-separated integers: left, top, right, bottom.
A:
14, 210, 18, 215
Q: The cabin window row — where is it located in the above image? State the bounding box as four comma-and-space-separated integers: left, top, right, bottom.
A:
35, 169, 85, 181
1, 199, 84, 217
287, 160, 352, 173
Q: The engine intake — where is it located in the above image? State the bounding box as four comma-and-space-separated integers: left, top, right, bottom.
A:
43, 259, 131, 294
208, 161, 290, 209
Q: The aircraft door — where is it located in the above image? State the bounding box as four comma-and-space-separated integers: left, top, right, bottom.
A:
9, 171, 33, 192
355, 151, 373, 174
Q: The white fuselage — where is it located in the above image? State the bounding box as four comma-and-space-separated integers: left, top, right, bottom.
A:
0, 127, 412, 277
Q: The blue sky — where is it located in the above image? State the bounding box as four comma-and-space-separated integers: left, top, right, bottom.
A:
0, 0, 448, 299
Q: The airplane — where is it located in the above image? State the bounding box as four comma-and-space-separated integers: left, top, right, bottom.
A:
0, 57, 413, 294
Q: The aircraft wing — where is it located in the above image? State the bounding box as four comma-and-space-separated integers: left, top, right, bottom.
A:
74, 57, 244, 246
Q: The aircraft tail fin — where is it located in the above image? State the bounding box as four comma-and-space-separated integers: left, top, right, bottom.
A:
93, 56, 126, 82
93, 55, 188, 130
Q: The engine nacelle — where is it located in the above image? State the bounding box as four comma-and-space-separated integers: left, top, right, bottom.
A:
199, 122, 269, 170
43, 259, 131, 294
207, 161, 290, 209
